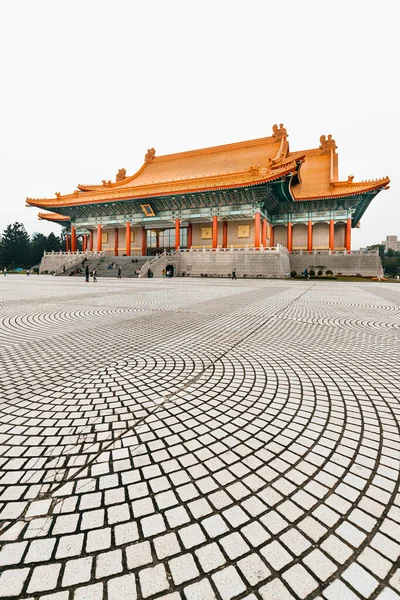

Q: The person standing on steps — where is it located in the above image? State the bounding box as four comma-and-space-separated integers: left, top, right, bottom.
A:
85, 265, 89, 282
93, 268, 97, 282
118, 266, 122, 279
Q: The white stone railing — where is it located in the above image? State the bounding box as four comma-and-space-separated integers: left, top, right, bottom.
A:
43, 250, 105, 257
290, 249, 379, 256
178, 244, 285, 254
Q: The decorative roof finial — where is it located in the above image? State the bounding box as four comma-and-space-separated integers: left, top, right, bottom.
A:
144, 148, 156, 163
272, 123, 288, 141
116, 168, 127, 182
319, 134, 337, 153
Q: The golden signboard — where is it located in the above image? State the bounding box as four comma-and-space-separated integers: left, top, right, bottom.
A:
237, 225, 250, 239
102, 232, 108, 243
130, 230, 135, 242
140, 204, 155, 217
201, 227, 212, 240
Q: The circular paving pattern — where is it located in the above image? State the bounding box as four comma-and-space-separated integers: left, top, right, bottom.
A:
0, 276, 399, 600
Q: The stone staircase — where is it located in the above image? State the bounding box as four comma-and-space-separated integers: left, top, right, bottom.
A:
58, 256, 148, 278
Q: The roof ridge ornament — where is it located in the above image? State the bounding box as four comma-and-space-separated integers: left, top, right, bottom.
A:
144, 148, 156, 163
271, 123, 289, 162
272, 123, 288, 141
319, 134, 337, 153
116, 168, 127, 182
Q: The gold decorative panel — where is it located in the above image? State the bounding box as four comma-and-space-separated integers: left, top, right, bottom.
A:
201, 227, 212, 240
130, 230, 135, 242
140, 204, 155, 217
102, 232, 108, 243
238, 225, 250, 239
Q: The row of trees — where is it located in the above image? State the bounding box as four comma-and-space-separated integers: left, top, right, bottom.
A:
0, 222, 72, 269
367, 244, 400, 275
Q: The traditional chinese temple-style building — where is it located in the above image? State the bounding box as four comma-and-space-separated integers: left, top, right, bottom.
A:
27, 125, 389, 258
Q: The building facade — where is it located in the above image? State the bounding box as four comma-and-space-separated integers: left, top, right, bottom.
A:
27, 125, 389, 256
382, 236, 400, 252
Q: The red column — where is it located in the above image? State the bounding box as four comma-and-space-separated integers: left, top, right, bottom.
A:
141, 227, 147, 256
65, 235, 70, 252
287, 222, 293, 252
114, 228, 119, 257
270, 225, 274, 247
175, 218, 180, 250
97, 224, 102, 252
254, 212, 261, 249
82, 235, 87, 252
125, 223, 131, 256
329, 219, 335, 251
89, 230, 94, 251
262, 219, 267, 247
71, 226, 77, 252
187, 223, 192, 249
345, 218, 351, 251
222, 221, 228, 248
308, 221, 313, 253
212, 215, 218, 249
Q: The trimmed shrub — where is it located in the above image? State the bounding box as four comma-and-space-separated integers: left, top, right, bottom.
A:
317, 270, 323, 276
326, 269, 333, 276
309, 269, 315, 277
290, 270, 297, 278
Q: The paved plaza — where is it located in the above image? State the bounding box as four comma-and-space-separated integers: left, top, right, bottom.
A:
0, 276, 399, 600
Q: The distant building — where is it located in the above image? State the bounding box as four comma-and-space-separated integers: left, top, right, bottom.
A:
382, 236, 400, 252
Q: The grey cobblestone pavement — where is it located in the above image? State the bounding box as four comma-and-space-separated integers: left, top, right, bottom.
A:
0, 276, 399, 600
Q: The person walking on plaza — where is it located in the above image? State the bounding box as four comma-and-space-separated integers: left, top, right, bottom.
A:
93, 268, 97, 282
303, 268, 308, 280
85, 265, 89, 282
118, 266, 122, 279
3, 268, 6, 277
232, 268, 237, 280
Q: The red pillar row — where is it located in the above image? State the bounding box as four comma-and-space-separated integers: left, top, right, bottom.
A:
82, 235, 87, 252
270, 225, 274, 247
89, 230, 94, 251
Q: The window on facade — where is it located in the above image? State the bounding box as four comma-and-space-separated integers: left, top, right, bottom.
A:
146, 228, 187, 248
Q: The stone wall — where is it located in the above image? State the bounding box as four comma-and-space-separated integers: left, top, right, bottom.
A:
144, 249, 291, 279
289, 253, 383, 277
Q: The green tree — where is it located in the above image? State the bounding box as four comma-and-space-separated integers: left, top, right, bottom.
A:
0, 222, 31, 269
31, 233, 48, 265
366, 243, 385, 257
46, 232, 62, 252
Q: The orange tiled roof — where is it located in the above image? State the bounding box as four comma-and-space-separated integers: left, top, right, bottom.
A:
37, 212, 70, 222
26, 126, 390, 209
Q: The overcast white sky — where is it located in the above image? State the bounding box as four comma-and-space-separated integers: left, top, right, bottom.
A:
0, 0, 398, 248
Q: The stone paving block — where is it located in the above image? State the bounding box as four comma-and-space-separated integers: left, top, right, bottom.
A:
74, 583, 103, 600
195, 542, 226, 573
139, 563, 169, 597
0, 568, 30, 597
212, 566, 246, 600
107, 574, 137, 600
169, 553, 199, 585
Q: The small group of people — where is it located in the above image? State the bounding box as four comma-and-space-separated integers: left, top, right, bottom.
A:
303, 268, 311, 280
85, 265, 97, 282
106, 261, 117, 269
